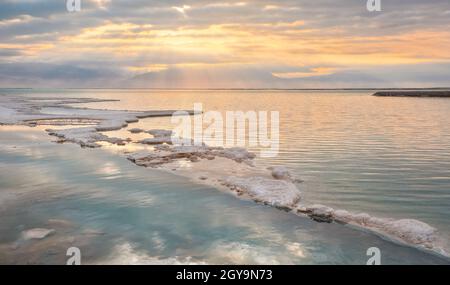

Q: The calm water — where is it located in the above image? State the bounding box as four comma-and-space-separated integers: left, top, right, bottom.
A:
1, 89, 449, 264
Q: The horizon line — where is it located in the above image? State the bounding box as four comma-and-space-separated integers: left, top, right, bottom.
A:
1, 87, 450, 91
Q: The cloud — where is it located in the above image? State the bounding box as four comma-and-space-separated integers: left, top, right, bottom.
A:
172, 5, 191, 17
90, 0, 111, 10
0, 0, 449, 88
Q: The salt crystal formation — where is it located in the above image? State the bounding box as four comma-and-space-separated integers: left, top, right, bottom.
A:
1, 94, 447, 257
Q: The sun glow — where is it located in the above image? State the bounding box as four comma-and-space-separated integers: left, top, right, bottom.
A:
1, 1, 450, 87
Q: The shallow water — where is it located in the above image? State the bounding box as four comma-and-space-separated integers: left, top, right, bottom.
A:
1, 89, 450, 264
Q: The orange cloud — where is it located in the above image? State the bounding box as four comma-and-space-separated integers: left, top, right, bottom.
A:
9, 21, 450, 71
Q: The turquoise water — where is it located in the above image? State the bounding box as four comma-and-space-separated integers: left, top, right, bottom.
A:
1, 89, 450, 264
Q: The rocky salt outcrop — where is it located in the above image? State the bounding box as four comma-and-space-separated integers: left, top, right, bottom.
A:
270, 166, 290, 180
137, 129, 175, 145
21, 228, 55, 240
268, 166, 302, 183
139, 137, 173, 145
46, 127, 127, 148
296, 204, 446, 255
47, 117, 177, 148
0, 95, 193, 148
146, 129, 173, 137
381, 219, 438, 246
222, 176, 301, 209
129, 143, 256, 167
215, 147, 256, 163
128, 150, 187, 167
129, 128, 144, 134
129, 134, 301, 210
298, 204, 335, 223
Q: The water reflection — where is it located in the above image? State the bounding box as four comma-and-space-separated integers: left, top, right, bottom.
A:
1, 90, 450, 264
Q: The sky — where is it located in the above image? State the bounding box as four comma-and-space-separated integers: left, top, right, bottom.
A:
0, 0, 449, 88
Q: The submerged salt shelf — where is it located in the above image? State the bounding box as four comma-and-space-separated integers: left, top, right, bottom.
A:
1, 92, 449, 262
